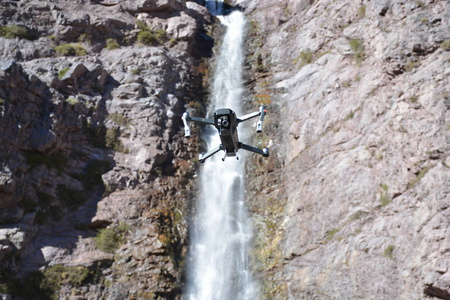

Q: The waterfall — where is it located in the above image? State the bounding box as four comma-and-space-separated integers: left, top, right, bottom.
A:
185, 5, 258, 300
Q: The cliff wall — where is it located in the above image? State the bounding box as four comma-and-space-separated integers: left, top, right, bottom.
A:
241, 0, 450, 299
0, 0, 213, 299
0, 0, 449, 299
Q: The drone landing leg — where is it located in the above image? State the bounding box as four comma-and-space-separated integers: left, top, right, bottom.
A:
199, 145, 224, 163
238, 142, 269, 157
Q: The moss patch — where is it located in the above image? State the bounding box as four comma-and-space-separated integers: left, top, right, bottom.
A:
94, 223, 130, 253
2, 265, 91, 300
0, 25, 31, 39
349, 38, 365, 63
58, 67, 70, 79
54, 44, 87, 56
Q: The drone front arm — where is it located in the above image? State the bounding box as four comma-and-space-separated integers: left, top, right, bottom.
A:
189, 116, 215, 126
182, 112, 215, 138
237, 105, 267, 133
237, 111, 261, 123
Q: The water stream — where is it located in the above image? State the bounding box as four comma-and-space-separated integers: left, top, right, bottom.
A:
185, 4, 258, 300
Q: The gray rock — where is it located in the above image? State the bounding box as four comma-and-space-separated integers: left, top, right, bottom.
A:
243, 0, 450, 299
167, 12, 197, 40
122, 0, 186, 13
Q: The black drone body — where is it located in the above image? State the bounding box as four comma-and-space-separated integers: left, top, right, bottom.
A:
182, 105, 269, 163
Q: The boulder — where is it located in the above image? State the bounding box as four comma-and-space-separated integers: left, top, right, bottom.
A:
167, 12, 198, 40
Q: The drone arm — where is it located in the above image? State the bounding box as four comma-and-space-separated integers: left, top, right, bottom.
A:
182, 112, 191, 137
189, 116, 215, 126
237, 105, 267, 133
182, 112, 215, 138
199, 145, 224, 163
256, 105, 267, 133
237, 111, 261, 123
238, 142, 269, 157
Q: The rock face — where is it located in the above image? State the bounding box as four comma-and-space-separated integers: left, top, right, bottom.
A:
1, 0, 449, 299
240, 0, 450, 299
0, 0, 212, 299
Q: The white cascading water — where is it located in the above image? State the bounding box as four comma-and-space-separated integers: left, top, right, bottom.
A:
185, 5, 258, 300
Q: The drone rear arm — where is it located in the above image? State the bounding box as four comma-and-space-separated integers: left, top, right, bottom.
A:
238, 142, 269, 157
199, 145, 224, 163
182, 112, 214, 138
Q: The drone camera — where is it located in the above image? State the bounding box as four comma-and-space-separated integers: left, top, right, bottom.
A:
220, 117, 229, 128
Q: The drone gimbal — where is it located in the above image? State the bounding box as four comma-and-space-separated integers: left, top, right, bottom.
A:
182, 105, 269, 163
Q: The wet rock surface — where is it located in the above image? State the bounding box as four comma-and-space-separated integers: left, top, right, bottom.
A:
240, 0, 450, 299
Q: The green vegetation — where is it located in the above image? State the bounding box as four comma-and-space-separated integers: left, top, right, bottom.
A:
349, 38, 365, 64
105, 127, 125, 152
54, 43, 87, 56
325, 228, 340, 241
109, 113, 130, 127
152, 208, 186, 271
407, 166, 431, 189
43, 265, 90, 290
441, 40, 450, 51
168, 38, 177, 47
24, 151, 68, 171
1, 265, 93, 300
345, 111, 355, 121
58, 67, 70, 79
297, 51, 313, 67
357, 5, 366, 18
420, 17, 429, 25
154, 29, 167, 42
77, 33, 91, 44
0, 25, 31, 39
106, 38, 119, 50
383, 245, 395, 259
379, 183, 391, 207
94, 223, 130, 253
342, 81, 352, 88
137, 30, 157, 45
0, 98, 5, 105
404, 60, 420, 72
66, 97, 77, 105
415, 1, 425, 8
136, 21, 166, 45
409, 95, 419, 103
380, 193, 391, 207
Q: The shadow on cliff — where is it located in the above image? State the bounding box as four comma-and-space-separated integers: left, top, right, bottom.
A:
0, 61, 119, 278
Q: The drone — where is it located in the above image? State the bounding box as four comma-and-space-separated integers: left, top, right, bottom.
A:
182, 105, 269, 163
